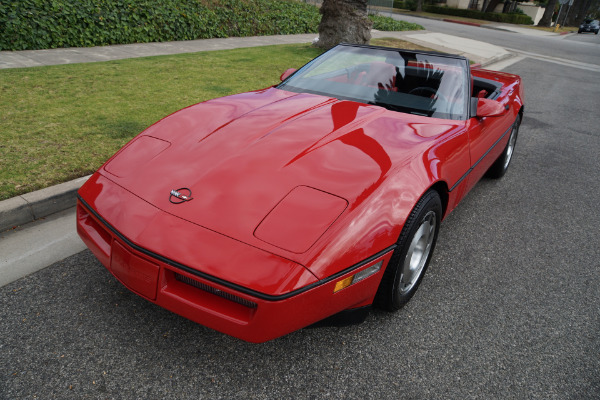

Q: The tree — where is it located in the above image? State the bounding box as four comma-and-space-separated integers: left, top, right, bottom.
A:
564, 0, 600, 25
483, 0, 502, 12
538, 0, 558, 26
591, 0, 600, 17
314, 0, 373, 50
416, 0, 423, 12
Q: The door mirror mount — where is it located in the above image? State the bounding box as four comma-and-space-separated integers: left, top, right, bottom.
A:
280, 68, 297, 82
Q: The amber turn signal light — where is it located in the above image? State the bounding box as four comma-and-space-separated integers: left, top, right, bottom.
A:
333, 261, 383, 293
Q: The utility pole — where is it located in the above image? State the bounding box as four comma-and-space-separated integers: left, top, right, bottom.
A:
562, 0, 574, 26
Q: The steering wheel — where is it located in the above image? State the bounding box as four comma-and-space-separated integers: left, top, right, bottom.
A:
409, 86, 449, 103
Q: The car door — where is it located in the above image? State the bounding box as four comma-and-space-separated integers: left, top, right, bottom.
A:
464, 101, 510, 192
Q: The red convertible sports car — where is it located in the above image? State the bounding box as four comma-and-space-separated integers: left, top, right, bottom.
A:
77, 44, 524, 343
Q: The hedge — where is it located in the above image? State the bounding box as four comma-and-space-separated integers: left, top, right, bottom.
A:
0, 0, 321, 50
0, 0, 424, 51
369, 14, 423, 31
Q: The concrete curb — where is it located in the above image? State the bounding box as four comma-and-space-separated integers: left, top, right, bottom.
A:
442, 18, 481, 27
480, 51, 517, 68
0, 175, 90, 232
480, 24, 515, 33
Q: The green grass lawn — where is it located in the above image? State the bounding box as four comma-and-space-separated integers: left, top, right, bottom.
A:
0, 44, 323, 200
0, 38, 432, 201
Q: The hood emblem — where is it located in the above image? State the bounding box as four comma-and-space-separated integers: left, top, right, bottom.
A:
169, 188, 193, 204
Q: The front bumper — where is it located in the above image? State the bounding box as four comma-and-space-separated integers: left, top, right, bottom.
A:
76, 174, 393, 343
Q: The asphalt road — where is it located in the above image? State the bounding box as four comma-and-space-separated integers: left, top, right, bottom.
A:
568, 31, 600, 44
392, 13, 600, 66
1, 26, 599, 399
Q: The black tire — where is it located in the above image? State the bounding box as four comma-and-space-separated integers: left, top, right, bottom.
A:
374, 190, 442, 311
486, 114, 521, 179
578, 29, 582, 33
595, 30, 598, 34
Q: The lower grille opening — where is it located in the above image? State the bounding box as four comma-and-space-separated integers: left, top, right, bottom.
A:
174, 273, 257, 309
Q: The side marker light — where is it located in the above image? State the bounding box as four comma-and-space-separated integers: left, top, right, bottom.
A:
334, 276, 354, 293
353, 260, 383, 283
333, 260, 383, 293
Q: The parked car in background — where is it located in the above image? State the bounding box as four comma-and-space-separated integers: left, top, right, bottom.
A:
578, 19, 599, 34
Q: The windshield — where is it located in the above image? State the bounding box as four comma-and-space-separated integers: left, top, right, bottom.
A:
277, 44, 470, 120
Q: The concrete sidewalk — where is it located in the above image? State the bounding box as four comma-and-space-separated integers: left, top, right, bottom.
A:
400, 31, 510, 64
0, 33, 319, 69
0, 29, 512, 70
374, 30, 511, 65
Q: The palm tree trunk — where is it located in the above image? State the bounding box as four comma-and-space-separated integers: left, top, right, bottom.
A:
538, 0, 558, 26
315, 0, 373, 50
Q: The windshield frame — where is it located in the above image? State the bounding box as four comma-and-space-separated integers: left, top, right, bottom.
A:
277, 43, 471, 121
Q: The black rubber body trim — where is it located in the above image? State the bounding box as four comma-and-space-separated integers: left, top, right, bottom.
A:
78, 196, 396, 301
449, 124, 512, 192
307, 305, 371, 328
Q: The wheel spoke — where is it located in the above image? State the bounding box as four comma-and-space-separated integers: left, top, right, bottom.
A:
399, 211, 437, 295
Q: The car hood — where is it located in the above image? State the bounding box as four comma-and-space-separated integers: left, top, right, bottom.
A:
101, 87, 459, 258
